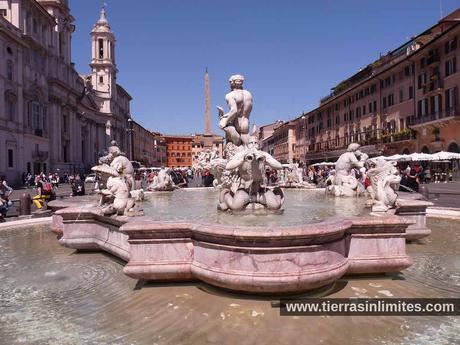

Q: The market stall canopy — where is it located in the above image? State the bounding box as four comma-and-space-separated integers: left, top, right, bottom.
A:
384, 154, 412, 162
381, 151, 460, 162
433, 151, 460, 160
310, 162, 335, 167
408, 152, 437, 161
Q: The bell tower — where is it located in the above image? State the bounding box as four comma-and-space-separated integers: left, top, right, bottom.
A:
90, 6, 117, 99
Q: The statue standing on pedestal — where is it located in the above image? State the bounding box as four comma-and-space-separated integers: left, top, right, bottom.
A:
216, 75, 284, 212
217, 74, 253, 158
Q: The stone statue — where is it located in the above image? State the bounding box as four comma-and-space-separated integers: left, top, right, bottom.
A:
366, 158, 401, 212
193, 149, 227, 188
147, 168, 177, 191
92, 141, 143, 216
217, 74, 253, 157
215, 74, 285, 212
102, 175, 135, 215
328, 143, 368, 197
218, 132, 284, 211
279, 163, 315, 189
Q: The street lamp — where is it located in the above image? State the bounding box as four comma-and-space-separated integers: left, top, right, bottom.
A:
126, 118, 134, 161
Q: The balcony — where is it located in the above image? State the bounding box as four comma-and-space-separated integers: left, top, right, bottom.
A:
381, 130, 416, 143
306, 130, 383, 155
25, 127, 48, 138
32, 150, 49, 162
408, 107, 459, 127
423, 79, 443, 94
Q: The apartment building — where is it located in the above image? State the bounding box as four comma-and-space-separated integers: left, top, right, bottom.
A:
164, 135, 193, 168
296, 8, 460, 163
272, 121, 296, 164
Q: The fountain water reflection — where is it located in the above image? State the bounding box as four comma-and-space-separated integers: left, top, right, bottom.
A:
142, 189, 369, 226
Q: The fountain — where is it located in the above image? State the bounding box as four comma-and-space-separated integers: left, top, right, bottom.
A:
91, 140, 144, 217
147, 167, 178, 192
51, 74, 433, 294
327, 143, 368, 197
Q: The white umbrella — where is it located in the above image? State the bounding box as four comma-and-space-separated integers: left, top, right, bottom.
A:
385, 154, 412, 162
312, 162, 335, 167
409, 152, 436, 161
434, 151, 460, 160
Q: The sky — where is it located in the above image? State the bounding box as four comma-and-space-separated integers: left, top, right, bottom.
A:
70, 0, 459, 135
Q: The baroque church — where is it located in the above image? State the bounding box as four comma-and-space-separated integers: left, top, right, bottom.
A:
0, 0, 132, 185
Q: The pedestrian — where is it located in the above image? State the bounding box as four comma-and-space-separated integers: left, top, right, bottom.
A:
70, 174, 85, 197
32, 173, 53, 209
0, 175, 13, 222
423, 166, 431, 184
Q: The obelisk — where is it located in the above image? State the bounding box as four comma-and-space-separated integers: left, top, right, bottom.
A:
204, 68, 211, 134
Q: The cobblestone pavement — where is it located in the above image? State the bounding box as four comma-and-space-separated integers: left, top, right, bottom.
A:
419, 181, 460, 208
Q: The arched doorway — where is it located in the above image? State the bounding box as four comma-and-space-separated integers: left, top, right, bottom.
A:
421, 146, 430, 154
447, 142, 460, 153
402, 148, 410, 155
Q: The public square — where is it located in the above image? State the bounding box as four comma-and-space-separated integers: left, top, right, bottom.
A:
1, 1, 460, 345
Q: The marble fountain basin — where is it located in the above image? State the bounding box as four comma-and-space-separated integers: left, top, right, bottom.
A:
50, 189, 431, 294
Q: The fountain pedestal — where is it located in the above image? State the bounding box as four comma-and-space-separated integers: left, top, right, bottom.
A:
395, 199, 433, 240
54, 207, 414, 294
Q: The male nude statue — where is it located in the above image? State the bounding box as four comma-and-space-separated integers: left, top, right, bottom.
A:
217, 74, 253, 147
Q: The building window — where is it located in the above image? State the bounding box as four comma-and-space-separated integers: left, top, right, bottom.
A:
0, 9, 7, 17
99, 76, 103, 83
431, 94, 442, 115
7, 149, 13, 168
420, 57, 426, 69
445, 37, 457, 54
427, 49, 439, 64
399, 89, 404, 103
409, 86, 414, 99
6, 60, 13, 80
31, 101, 41, 129
98, 38, 104, 59
382, 96, 387, 109
417, 99, 428, 117
33, 18, 38, 34
445, 87, 458, 113
388, 94, 394, 107
445, 57, 456, 77
418, 73, 427, 89
6, 96, 15, 121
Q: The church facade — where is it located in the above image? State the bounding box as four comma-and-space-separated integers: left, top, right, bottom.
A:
0, 0, 132, 185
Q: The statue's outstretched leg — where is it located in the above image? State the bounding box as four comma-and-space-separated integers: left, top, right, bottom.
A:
222, 126, 241, 146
